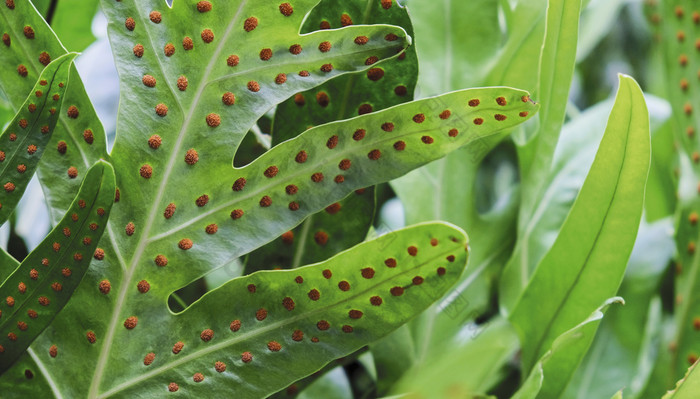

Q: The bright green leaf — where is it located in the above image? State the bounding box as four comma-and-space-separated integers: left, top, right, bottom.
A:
509, 75, 651, 374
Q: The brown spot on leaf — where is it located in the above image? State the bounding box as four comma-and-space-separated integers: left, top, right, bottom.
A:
155, 255, 168, 267
282, 297, 295, 311
368, 149, 381, 160
311, 172, 324, 182
197, 1, 212, 12
359, 103, 373, 114
244, 17, 258, 32
87, 331, 97, 343
314, 231, 328, 245
256, 308, 267, 321
200, 329, 214, 342
177, 76, 188, 91
155, 103, 168, 116
124, 316, 138, 329
325, 202, 341, 214
230, 320, 241, 332
149, 11, 161, 23
316, 91, 330, 107
23, 26, 34, 39
164, 43, 175, 56
367, 68, 384, 81
143, 352, 155, 365
133, 44, 144, 57
248, 81, 261, 92
279, 3, 293, 16
185, 149, 199, 165
172, 342, 184, 354
200, 28, 215, 43
183, 36, 193, 50
241, 351, 253, 363
338, 281, 350, 291
308, 289, 321, 301
215, 361, 226, 372
349, 310, 363, 319
67, 105, 79, 118
137, 280, 150, 293
323, 269, 332, 279
99, 280, 111, 294
227, 55, 239, 66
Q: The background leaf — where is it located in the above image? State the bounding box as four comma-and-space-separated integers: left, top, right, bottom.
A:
500, 0, 584, 312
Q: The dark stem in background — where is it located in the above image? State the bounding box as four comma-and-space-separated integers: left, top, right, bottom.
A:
45, 0, 59, 25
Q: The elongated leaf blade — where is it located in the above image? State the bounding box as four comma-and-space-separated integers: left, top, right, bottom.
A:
509, 75, 651, 373
0, 160, 115, 373
500, 0, 584, 311
0, 53, 77, 225
90, 222, 468, 398
0, 0, 109, 222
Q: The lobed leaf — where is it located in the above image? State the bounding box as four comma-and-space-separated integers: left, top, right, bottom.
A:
0, 160, 115, 374
0, 1, 541, 396
89, 222, 468, 398
246, 0, 420, 273
0, 0, 109, 223
0, 53, 77, 225
509, 75, 651, 374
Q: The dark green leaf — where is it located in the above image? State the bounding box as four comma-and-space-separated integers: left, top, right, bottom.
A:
0, 160, 115, 373
0, 53, 77, 225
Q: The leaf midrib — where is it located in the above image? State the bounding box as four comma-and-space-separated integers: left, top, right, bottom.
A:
97, 244, 462, 398
88, 2, 249, 396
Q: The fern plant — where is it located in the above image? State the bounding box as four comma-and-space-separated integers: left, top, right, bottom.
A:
0, 0, 537, 397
